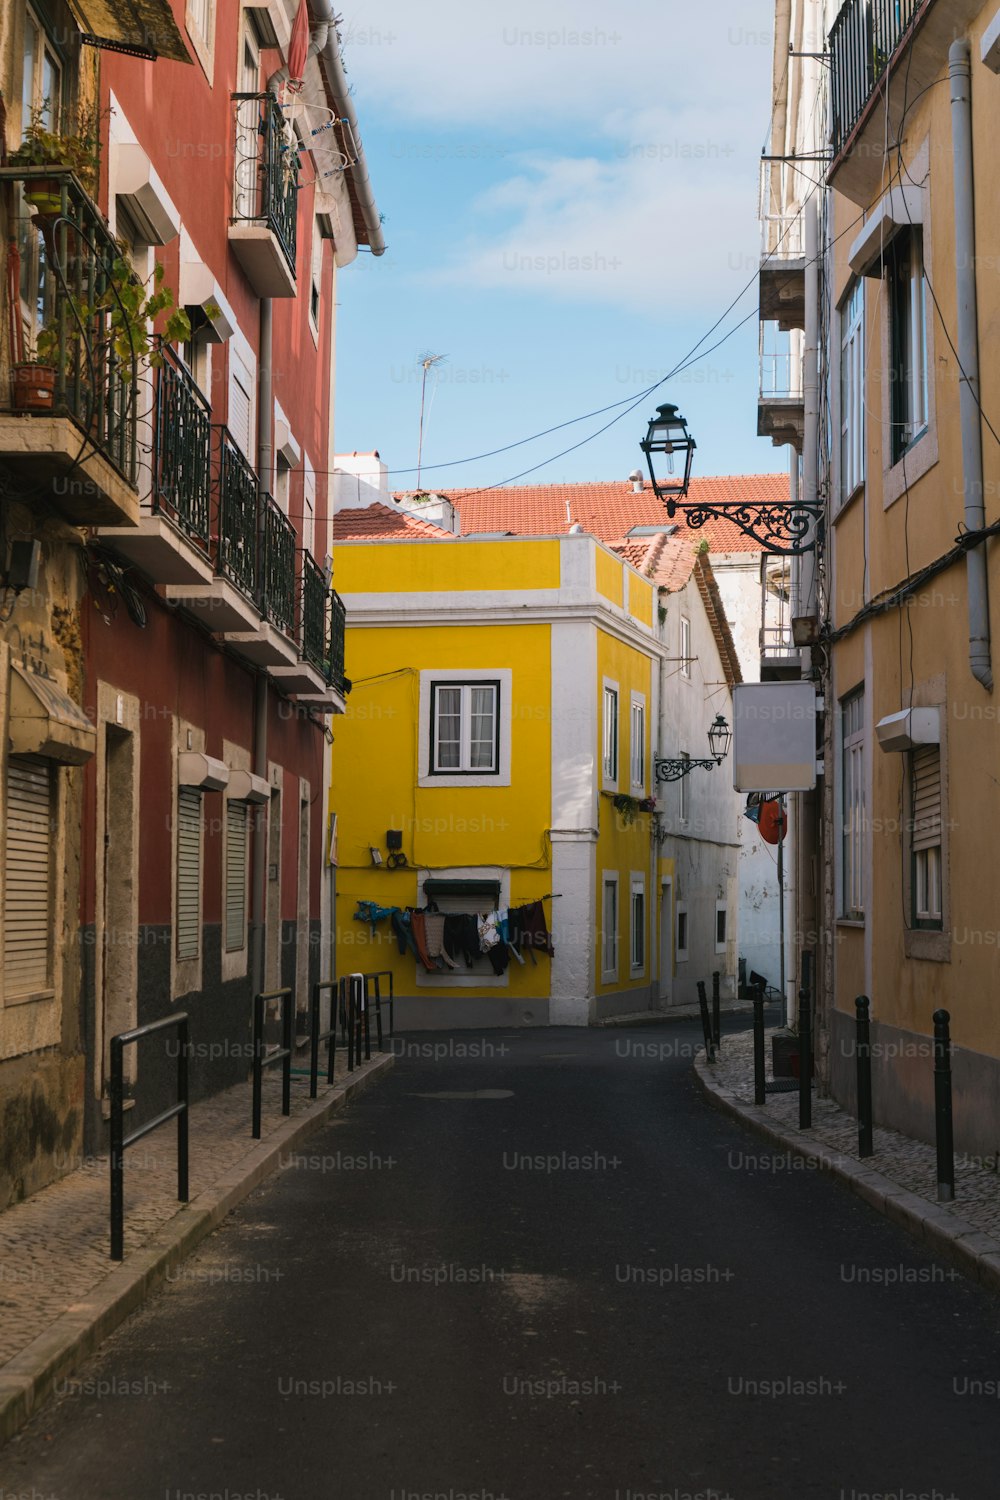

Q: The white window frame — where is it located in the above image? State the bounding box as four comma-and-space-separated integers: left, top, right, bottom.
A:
715, 901, 728, 956
630, 876, 646, 976
602, 678, 620, 789
601, 873, 619, 982
185, 0, 217, 79
417, 669, 512, 789
889, 228, 929, 462
840, 277, 865, 505
911, 745, 943, 930
680, 616, 692, 680
430, 682, 500, 776
227, 335, 256, 462
841, 690, 865, 920
309, 217, 323, 339
303, 459, 316, 559
629, 693, 646, 791
676, 902, 689, 963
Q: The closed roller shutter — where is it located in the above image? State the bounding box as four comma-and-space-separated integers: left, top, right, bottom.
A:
176, 787, 202, 960
4, 755, 54, 998
225, 800, 248, 952
912, 746, 942, 852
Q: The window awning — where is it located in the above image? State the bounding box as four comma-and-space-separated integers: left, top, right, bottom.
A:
848, 187, 924, 278
227, 769, 271, 804
423, 879, 501, 901
8, 667, 96, 764
178, 751, 229, 791
66, 0, 193, 63
115, 143, 180, 245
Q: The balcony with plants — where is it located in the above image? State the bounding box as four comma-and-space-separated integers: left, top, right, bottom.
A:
828, 0, 981, 204
228, 92, 300, 297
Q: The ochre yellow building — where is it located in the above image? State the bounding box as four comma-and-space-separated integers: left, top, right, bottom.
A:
329, 525, 663, 1027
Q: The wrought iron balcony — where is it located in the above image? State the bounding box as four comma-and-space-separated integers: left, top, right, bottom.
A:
0, 166, 141, 524
229, 93, 299, 296
260, 493, 296, 637
829, 0, 921, 156
152, 343, 212, 546
215, 426, 260, 601
329, 589, 347, 692
301, 553, 329, 672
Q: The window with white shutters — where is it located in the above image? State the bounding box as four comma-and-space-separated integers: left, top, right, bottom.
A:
840, 278, 865, 504
3, 755, 54, 999
176, 787, 202, 960
228, 351, 254, 460
911, 745, 943, 928
225, 800, 248, 952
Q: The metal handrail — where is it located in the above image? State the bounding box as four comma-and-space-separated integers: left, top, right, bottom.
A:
342, 973, 369, 1070
301, 552, 328, 671
260, 493, 296, 636
109, 1013, 189, 1260
0, 165, 139, 484
309, 979, 338, 1097
231, 92, 298, 271
362, 971, 394, 1049
215, 425, 260, 600
328, 589, 347, 690
152, 341, 212, 545
251, 987, 293, 1138
829, 0, 923, 156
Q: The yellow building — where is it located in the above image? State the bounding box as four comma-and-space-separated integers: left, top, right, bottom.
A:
759, 0, 1000, 1153
329, 510, 663, 1028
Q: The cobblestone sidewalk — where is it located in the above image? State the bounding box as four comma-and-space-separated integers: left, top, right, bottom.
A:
0, 1041, 392, 1440
697, 1031, 1000, 1291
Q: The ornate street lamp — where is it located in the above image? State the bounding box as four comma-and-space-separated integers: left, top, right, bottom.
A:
655, 714, 732, 784
640, 404, 696, 507
640, 400, 824, 554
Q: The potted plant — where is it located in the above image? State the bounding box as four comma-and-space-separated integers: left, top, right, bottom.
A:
10, 355, 57, 412
612, 793, 640, 827
9, 104, 104, 212
99, 257, 192, 381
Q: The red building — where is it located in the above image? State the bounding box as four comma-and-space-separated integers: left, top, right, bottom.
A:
0, 0, 382, 1201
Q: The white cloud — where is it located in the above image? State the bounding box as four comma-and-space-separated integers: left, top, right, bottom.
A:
341, 0, 778, 314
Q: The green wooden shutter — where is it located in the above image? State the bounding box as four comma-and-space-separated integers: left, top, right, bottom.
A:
225, 800, 248, 952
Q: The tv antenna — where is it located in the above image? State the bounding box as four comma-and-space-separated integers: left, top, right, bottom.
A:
416, 351, 447, 489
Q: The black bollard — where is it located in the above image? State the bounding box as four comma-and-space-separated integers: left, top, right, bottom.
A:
753, 984, 766, 1106
798, 951, 813, 1130
933, 1009, 955, 1203
697, 980, 715, 1063
855, 996, 874, 1160
712, 971, 721, 1054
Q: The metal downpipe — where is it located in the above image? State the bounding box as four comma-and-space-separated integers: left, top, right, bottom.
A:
949, 39, 993, 692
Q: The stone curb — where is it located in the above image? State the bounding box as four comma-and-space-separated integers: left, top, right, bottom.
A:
0, 1052, 394, 1450
591, 1001, 754, 1029
694, 1057, 1000, 1299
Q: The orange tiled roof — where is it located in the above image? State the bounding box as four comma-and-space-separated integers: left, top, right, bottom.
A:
333, 503, 457, 542
435, 476, 786, 552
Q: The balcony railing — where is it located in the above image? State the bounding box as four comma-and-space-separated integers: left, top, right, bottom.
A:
232, 93, 298, 271
829, 0, 922, 156
329, 590, 347, 692
761, 625, 798, 659
0, 166, 139, 484
261, 494, 296, 637
301, 553, 329, 672
216, 427, 259, 600
152, 343, 212, 546
759, 323, 804, 401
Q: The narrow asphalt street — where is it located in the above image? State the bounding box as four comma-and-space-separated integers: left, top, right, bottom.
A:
5, 1020, 1000, 1500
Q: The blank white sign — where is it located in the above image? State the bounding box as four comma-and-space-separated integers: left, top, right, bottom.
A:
732, 682, 817, 792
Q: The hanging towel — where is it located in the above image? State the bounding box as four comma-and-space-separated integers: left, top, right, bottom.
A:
410, 910, 439, 972
424, 911, 459, 969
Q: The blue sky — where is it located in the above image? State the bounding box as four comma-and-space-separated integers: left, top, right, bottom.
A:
332, 0, 782, 493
